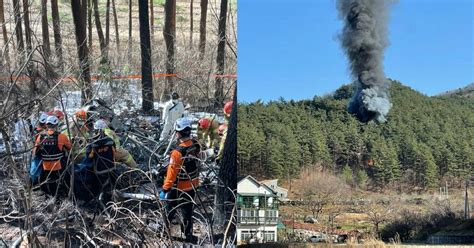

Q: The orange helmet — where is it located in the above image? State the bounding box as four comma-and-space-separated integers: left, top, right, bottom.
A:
198, 118, 211, 130
75, 109, 88, 120
223, 101, 233, 117
218, 124, 227, 136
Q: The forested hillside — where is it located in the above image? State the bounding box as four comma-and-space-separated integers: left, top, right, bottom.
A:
238, 81, 474, 190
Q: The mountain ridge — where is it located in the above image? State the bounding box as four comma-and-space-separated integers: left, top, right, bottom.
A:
238, 80, 474, 190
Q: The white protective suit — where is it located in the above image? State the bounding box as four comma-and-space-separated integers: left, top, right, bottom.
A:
13, 118, 31, 150
159, 99, 185, 142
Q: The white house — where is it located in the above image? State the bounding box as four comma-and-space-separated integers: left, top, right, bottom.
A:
237, 176, 279, 244
261, 179, 288, 201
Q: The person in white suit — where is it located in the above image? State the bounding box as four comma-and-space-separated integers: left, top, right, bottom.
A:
159, 92, 185, 142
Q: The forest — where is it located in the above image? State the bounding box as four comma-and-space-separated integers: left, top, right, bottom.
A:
238, 81, 474, 190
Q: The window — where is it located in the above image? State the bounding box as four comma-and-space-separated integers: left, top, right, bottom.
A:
259, 196, 269, 208
265, 210, 278, 223
241, 209, 256, 217
240, 230, 256, 242
264, 231, 275, 242
241, 196, 254, 208
265, 210, 277, 217
239, 209, 258, 223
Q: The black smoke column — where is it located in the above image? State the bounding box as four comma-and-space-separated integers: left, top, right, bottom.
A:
337, 0, 395, 123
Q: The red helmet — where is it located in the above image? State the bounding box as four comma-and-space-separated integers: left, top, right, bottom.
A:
50, 109, 64, 120
223, 101, 233, 117
218, 124, 227, 136
199, 118, 211, 130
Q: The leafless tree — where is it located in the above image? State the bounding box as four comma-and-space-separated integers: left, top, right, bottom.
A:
87, 0, 92, 50
22, 0, 32, 55
93, 0, 107, 60
189, 0, 193, 47
295, 169, 348, 220
40, 0, 51, 59
105, 0, 110, 48
50, 0, 63, 65
12, 0, 25, 64
0, 0, 10, 69
214, 0, 227, 108
199, 0, 208, 60
112, 0, 119, 51
149, 0, 154, 38
214, 86, 237, 245
139, 0, 153, 113
362, 202, 394, 235
128, 0, 132, 61
163, 0, 176, 97
71, 0, 92, 103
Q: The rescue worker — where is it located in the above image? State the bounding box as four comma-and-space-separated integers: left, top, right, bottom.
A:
160, 118, 200, 243
159, 92, 185, 142
216, 124, 227, 162
197, 116, 220, 148
33, 112, 49, 140
223, 101, 233, 121
65, 109, 95, 164
101, 119, 137, 168
33, 115, 72, 196
75, 119, 117, 201
49, 109, 65, 122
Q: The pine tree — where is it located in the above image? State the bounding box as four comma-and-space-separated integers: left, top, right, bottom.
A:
342, 164, 353, 185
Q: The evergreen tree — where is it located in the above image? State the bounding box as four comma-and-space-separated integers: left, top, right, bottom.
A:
237, 81, 473, 191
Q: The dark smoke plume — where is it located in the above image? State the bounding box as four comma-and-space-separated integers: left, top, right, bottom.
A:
337, 0, 394, 123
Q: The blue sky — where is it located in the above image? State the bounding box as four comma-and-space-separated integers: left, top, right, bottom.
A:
238, 0, 473, 102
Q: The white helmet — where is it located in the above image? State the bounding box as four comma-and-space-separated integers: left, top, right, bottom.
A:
174, 118, 192, 131
39, 112, 49, 124
45, 115, 59, 126
93, 119, 108, 130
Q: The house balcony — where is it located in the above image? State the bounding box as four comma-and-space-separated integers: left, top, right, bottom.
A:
237, 203, 279, 210
237, 216, 279, 225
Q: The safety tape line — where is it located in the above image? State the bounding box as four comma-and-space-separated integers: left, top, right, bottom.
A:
0, 73, 237, 81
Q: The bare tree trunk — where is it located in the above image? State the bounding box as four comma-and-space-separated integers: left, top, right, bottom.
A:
163, 0, 175, 97
149, 0, 153, 38
189, 0, 193, 48
87, 0, 92, 50
71, 0, 92, 104
41, 0, 51, 58
0, 0, 10, 69
199, 0, 207, 60
93, 0, 107, 60
112, 0, 119, 51
51, 0, 63, 64
214, 0, 227, 108
22, 0, 32, 54
22, 0, 37, 94
214, 88, 236, 242
105, 0, 110, 47
128, 0, 132, 62
12, 0, 24, 64
138, 0, 153, 113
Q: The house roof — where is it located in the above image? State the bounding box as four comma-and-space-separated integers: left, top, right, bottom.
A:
260, 180, 289, 193
261, 179, 278, 184
238, 175, 278, 195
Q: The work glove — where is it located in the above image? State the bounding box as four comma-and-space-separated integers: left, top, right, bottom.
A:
75, 162, 91, 173
159, 190, 168, 200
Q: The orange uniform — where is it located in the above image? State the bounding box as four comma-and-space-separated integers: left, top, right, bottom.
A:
163, 139, 200, 191
34, 129, 72, 171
